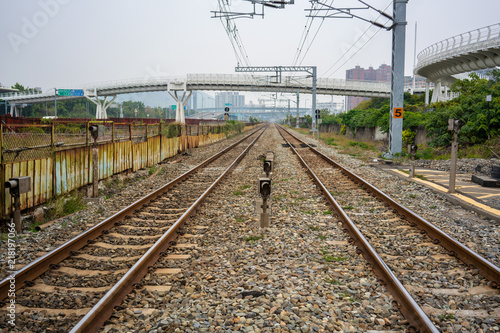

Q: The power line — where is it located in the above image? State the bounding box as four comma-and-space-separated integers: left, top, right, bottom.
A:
321, 1, 392, 77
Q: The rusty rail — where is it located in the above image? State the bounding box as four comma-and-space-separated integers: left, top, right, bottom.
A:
0, 125, 265, 301
282, 126, 500, 288
70, 125, 267, 332
277, 125, 438, 333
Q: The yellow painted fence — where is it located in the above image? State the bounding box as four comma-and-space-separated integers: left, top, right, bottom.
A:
1, 123, 231, 217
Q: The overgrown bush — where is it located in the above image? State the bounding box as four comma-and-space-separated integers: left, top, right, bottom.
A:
223, 120, 245, 135
402, 129, 416, 146
165, 123, 182, 138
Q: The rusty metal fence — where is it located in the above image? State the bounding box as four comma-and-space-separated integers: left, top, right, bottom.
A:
1, 121, 231, 165
1, 120, 246, 217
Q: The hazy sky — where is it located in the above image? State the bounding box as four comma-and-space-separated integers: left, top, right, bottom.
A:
1, 0, 499, 104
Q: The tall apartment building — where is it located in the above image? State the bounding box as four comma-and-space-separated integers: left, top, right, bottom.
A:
346, 64, 391, 110
404, 74, 428, 90
215, 92, 245, 109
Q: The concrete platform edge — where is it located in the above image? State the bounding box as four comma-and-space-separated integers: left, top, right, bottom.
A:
373, 165, 500, 223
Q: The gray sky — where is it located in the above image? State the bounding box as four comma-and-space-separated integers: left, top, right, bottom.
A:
1, 0, 499, 104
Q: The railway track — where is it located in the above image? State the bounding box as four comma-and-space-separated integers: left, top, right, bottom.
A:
0, 125, 267, 332
277, 125, 500, 332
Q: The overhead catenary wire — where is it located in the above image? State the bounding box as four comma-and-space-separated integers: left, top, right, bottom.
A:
217, 0, 253, 67
321, 1, 392, 78
292, 1, 334, 68
291, 2, 316, 67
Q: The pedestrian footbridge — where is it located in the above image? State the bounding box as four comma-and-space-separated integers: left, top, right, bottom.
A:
415, 23, 500, 103
0, 74, 391, 120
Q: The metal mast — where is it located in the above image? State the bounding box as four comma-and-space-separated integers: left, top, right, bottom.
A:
307, 0, 408, 156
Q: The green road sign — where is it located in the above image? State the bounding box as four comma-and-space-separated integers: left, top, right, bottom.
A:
57, 89, 84, 97
171, 105, 177, 110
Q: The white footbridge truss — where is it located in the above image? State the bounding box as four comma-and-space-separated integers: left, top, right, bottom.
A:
1, 74, 391, 121
415, 23, 500, 103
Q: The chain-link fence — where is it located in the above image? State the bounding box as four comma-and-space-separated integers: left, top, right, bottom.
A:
1, 121, 229, 164
2, 124, 53, 163
147, 124, 160, 138
114, 123, 131, 142
53, 122, 87, 150
131, 124, 147, 144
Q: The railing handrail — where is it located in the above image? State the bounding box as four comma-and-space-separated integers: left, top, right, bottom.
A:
416, 23, 500, 71
1, 74, 392, 100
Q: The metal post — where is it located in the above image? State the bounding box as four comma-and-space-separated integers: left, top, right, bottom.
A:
92, 146, 99, 197
387, 0, 408, 157
13, 195, 21, 233
312, 66, 317, 131
261, 197, 269, 227
296, 89, 300, 128
287, 100, 291, 126
448, 131, 458, 193
486, 95, 492, 143
412, 21, 417, 92
54, 88, 57, 117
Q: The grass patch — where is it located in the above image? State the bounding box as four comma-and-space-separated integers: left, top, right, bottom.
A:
324, 278, 340, 285
409, 194, 417, 198
236, 216, 245, 222
330, 190, 343, 196
148, 165, 158, 175
342, 205, 355, 210
321, 248, 347, 263
233, 190, 243, 196
438, 314, 455, 320
44, 194, 87, 221
415, 174, 427, 180
323, 210, 333, 215
303, 210, 313, 214
323, 255, 348, 263
324, 137, 336, 146
244, 235, 263, 242
240, 184, 252, 190
348, 141, 373, 149
308, 225, 320, 231
429, 205, 437, 209
318, 234, 327, 240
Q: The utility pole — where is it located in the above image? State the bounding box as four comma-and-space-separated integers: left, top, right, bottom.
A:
387, 0, 407, 157
307, 0, 408, 157
296, 89, 300, 128
54, 88, 58, 117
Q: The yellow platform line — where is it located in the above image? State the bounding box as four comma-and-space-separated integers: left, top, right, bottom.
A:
478, 193, 500, 199
391, 169, 500, 217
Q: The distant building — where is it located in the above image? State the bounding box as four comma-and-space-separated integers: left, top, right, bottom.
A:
345, 64, 391, 110
215, 92, 245, 109
404, 75, 428, 90
317, 100, 344, 114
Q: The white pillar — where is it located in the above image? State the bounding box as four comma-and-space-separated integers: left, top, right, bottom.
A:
169, 89, 192, 124
425, 81, 430, 105
431, 81, 441, 103
86, 94, 117, 119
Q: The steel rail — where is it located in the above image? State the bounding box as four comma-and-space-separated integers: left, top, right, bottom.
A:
281, 126, 500, 288
0, 125, 264, 301
277, 125, 438, 333
70, 125, 268, 332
